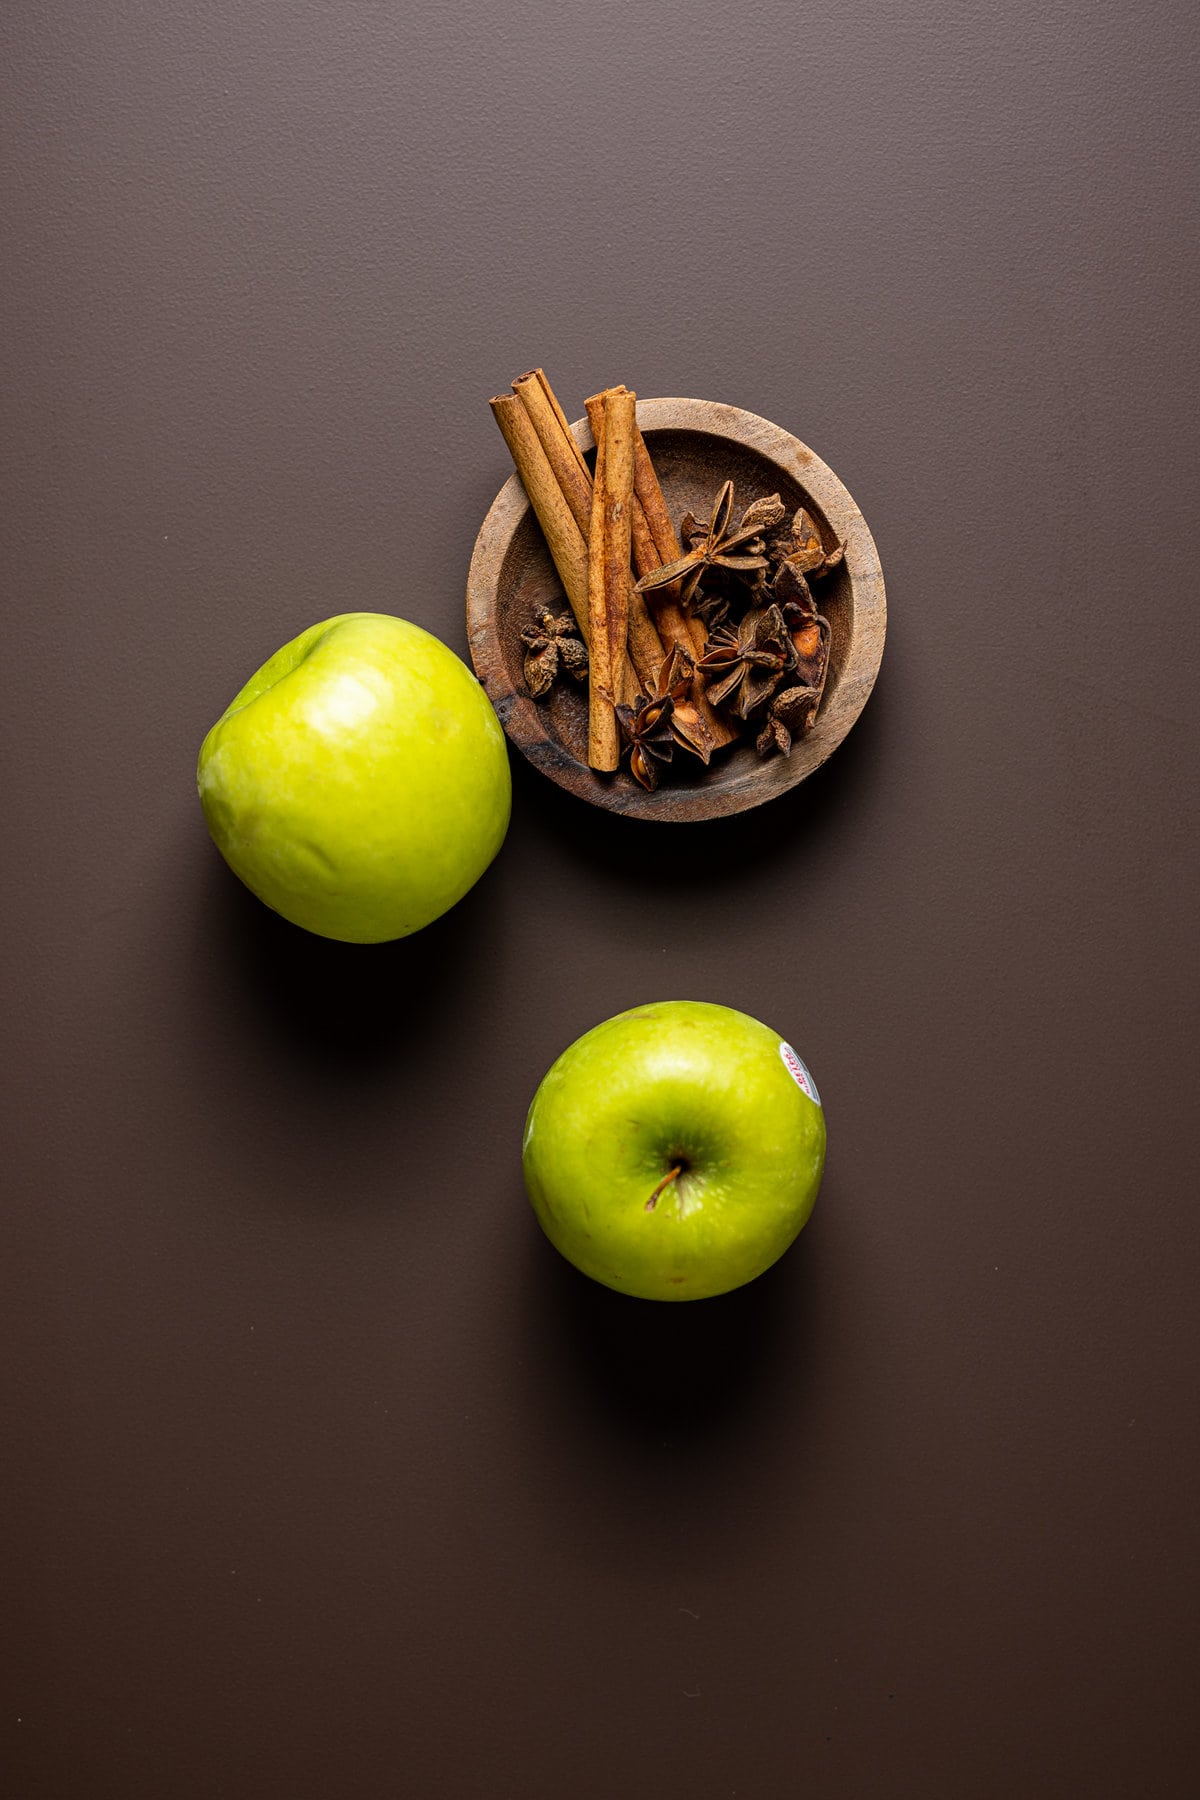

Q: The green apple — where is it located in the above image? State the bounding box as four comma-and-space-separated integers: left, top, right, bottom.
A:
197, 612, 511, 942
522, 1000, 825, 1301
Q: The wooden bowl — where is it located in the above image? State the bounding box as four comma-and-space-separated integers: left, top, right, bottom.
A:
466, 398, 886, 822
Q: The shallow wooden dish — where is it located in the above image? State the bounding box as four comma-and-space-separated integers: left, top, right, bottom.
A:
466, 398, 886, 822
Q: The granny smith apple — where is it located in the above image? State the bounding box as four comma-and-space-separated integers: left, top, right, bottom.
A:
197, 612, 511, 942
522, 1000, 825, 1301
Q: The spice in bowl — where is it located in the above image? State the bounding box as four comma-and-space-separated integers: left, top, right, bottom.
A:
488, 370, 843, 792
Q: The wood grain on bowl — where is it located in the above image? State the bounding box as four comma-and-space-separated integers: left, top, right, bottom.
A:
467, 398, 886, 822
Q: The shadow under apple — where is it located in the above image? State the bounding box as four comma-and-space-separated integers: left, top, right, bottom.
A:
522, 1214, 823, 1455
203, 845, 502, 1089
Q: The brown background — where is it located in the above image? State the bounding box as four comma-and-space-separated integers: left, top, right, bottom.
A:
4, 3, 1198, 1796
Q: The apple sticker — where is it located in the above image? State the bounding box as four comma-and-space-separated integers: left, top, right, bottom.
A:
779, 1041, 821, 1107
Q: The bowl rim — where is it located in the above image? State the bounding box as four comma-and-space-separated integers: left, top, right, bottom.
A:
466, 397, 886, 822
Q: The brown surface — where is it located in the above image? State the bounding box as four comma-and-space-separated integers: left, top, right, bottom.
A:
3, 3, 1198, 1796
468, 399, 885, 818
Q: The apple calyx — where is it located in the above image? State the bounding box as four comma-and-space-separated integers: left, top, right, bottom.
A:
645, 1162, 687, 1212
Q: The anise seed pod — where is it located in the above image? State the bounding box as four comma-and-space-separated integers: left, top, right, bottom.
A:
558, 635, 588, 682
520, 609, 586, 699
523, 642, 559, 697
756, 711, 792, 758
738, 493, 787, 533
653, 643, 713, 766
629, 743, 657, 790
783, 607, 831, 702
779, 509, 845, 579
773, 558, 816, 616
755, 683, 821, 757
616, 693, 676, 792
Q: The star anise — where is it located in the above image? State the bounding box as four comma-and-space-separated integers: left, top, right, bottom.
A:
615, 689, 676, 792
775, 556, 831, 709
767, 506, 845, 581
756, 684, 821, 757
654, 642, 713, 765
634, 483, 785, 611
772, 554, 814, 616
697, 604, 797, 719
520, 608, 587, 699
612, 643, 715, 788
689, 587, 730, 632
779, 591, 831, 702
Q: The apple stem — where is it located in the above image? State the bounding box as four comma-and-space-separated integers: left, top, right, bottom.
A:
645, 1165, 684, 1212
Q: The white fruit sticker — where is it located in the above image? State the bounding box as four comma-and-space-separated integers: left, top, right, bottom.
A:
779, 1041, 821, 1106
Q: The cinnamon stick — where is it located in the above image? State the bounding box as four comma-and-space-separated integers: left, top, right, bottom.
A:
489, 393, 591, 644
514, 370, 663, 695
585, 413, 615, 768
585, 389, 635, 770
601, 391, 636, 716
512, 370, 593, 536
629, 423, 701, 635
585, 388, 702, 657
587, 387, 736, 751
